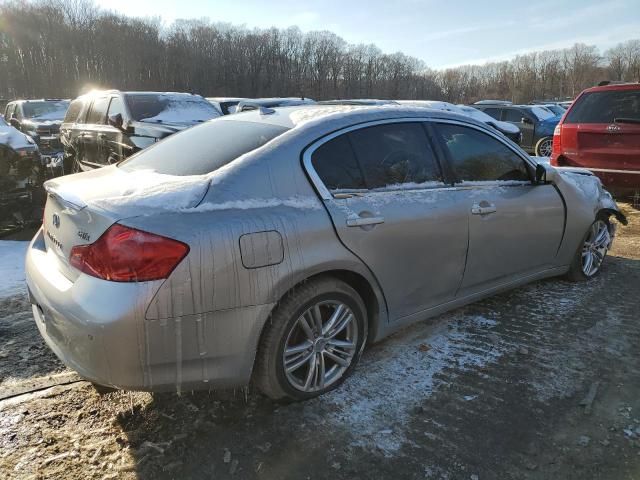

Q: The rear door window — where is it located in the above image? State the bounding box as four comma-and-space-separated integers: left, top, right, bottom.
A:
86, 97, 109, 125
435, 123, 530, 182
311, 135, 366, 191
348, 122, 443, 189
565, 90, 640, 124
482, 108, 501, 120
503, 109, 525, 123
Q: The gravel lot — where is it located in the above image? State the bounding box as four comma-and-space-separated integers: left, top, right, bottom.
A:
1, 204, 639, 480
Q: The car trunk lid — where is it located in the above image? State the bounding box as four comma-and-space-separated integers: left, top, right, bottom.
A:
42, 166, 210, 280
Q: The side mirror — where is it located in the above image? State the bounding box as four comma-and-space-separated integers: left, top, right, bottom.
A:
521, 117, 532, 124
9, 118, 20, 129
535, 162, 557, 184
108, 113, 123, 130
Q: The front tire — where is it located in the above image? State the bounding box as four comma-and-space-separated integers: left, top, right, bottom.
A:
535, 136, 553, 157
254, 277, 367, 401
566, 218, 611, 281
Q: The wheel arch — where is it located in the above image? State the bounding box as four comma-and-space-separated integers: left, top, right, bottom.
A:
258, 268, 387, 354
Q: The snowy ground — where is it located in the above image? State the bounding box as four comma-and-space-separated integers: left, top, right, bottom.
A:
0, 204, 639, 479
0, 241, 28, 300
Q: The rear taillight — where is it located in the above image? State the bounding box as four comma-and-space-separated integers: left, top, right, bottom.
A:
69, 224, 189, 282
551, 124, 562, 156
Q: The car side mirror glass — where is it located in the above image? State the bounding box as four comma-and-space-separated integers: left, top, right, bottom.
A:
108, 113, 123, 130
521, 117, 532, 124
9, 118, 20, 128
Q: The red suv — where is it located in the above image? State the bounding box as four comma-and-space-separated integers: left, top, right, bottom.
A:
551, 82, 640, 196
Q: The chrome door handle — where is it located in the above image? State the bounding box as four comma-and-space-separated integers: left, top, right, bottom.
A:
346, 216, 385, 227
471, 203, 497, 215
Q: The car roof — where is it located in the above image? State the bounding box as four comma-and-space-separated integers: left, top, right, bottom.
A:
206, 97, 246, 102
9, 99, 69, 104
582, 82, 640, 93
222, 104, 489, 131
318, 99, 399, 105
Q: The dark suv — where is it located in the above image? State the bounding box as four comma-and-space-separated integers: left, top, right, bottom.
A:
474, 104, 561, 156
61, 91, 221, 171
4, 99, 69, 169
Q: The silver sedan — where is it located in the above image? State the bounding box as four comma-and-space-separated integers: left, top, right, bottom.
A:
25, 105, 626, 400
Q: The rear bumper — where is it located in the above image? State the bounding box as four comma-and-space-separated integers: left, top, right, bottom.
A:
26, 229, 273, 392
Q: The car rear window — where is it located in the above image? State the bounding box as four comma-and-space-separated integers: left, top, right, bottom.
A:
125, 94, 220, 123
119, 119, 289, 176
565, 90, 640, 124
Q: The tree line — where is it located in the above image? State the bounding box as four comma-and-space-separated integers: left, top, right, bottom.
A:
1, 0, 639, 103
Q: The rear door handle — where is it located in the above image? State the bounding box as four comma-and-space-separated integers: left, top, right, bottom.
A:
346, 216, 385, 227
471, 203, 497, 215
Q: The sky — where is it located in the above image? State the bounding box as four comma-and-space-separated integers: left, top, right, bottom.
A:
95, 0, 640, 69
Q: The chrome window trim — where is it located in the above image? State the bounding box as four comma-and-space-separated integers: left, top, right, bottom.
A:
302, 116, 536, 201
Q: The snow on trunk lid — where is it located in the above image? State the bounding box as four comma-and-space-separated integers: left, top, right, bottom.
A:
42, 166, 210, 279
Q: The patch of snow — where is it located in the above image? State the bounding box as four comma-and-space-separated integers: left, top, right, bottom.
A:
189, 196, 323, 212
49, 168, 211, 215
288, 105, 366, 126
0, 241, 29, 299
310, 314, 504, 456
531, 156, 550, 164
132, 94, 220, 124
460, 180, 529, 187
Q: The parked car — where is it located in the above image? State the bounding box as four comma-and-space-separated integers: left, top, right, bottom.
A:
61, 91, 221, 171
236, 97, 315, 112
318, 99, 399, 106
4, 99, 69, 171
474, 103, 561, 156
398, 100, 522, 144
206, 97, 247, 115
0, 116, 43, 229
473, 100, 512, 106
551, 82, 640, 195
27, 105, 625, 401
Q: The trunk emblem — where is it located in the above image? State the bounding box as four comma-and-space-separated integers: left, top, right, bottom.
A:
52, 213, 60, 228
607, 124, 621, 132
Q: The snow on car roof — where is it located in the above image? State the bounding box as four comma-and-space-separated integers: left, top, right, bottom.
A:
223, 104, 489, 131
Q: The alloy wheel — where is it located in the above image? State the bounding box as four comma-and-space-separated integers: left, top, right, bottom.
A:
538, 138, 553, 157
283, 300, 358, 392
582, 220, 610, 277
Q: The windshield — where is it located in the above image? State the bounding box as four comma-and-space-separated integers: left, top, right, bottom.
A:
120, 119, 289, 176
530, 106, 556, 121
544, 104, 565, 116
22, 101, 69, 120
565, 90, 640, 124
125, 94, 221, 124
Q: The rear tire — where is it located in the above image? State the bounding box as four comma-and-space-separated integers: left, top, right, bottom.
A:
254, 277, 367, 401
566, 217, 611, 282
535, 136, 553, 157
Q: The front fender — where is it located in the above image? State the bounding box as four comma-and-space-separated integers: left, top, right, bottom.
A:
543, 165, 626, 265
